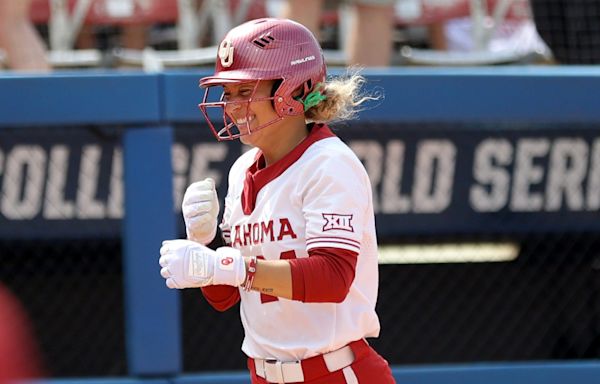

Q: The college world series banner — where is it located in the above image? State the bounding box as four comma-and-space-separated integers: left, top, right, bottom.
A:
1, 122, 599, 239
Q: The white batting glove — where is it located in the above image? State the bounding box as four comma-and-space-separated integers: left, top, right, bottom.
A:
159, 239, 246, 289
182, 178, 220, 245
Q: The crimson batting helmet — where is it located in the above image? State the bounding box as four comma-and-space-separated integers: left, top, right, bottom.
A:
198, 18, 327, 140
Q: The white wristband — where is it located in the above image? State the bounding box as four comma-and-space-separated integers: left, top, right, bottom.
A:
212, 247, 246, 287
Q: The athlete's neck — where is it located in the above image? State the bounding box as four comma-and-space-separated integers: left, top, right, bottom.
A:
260, 118, 309, 167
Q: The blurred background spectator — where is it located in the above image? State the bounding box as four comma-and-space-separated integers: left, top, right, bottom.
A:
394, 0, 552, 65
76, 23, 148, 52
441, 16, 547, 57
0, 0, 51, 72
0, 283, 44, 383
2, 0, 599, 69
279, 0, 395, 66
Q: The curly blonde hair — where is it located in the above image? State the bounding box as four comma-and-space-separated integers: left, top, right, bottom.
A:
304, 69, 380, 123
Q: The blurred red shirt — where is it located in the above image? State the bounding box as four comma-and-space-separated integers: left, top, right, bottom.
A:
0, 284, 42, 383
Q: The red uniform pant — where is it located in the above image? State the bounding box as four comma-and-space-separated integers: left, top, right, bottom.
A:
248, 339, 396, 384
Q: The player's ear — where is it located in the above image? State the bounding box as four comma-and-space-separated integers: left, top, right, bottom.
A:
271, 79, 283, 98
292, 88, 303, 101
292, 80, 312, 101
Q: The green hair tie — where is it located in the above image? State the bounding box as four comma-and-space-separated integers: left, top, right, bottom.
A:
302, 86, 326, 111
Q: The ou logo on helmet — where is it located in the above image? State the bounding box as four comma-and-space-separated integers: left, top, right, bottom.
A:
219, 39, 234, 67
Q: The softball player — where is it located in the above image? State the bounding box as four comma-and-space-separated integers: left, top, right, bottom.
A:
159, 18, 395, 384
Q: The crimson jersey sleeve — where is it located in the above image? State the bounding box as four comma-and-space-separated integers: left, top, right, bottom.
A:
289, 247, 358, 303
200, 285, 240, 312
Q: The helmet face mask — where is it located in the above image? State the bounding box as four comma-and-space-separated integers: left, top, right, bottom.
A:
199, 80, 285, 141
198, 18, 327, 141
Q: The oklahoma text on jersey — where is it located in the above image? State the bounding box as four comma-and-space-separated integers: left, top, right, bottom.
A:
231, 218, 298, 247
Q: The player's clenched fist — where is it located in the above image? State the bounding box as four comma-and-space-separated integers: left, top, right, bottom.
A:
159, 239, 246, 289
182, 178, 220, 244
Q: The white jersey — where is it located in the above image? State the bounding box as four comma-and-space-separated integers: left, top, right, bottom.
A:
221, 124, 380, 361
